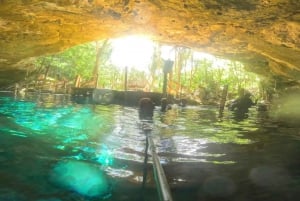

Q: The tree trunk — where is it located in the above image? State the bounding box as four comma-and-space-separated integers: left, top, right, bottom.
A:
92, 39, 109, 88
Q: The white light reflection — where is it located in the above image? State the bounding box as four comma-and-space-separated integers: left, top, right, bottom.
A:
172, 177, 187, 185
113, 149, 145, 163
132, 176, 144, 183
170, 136, 209, 157
105, 167, 134, 178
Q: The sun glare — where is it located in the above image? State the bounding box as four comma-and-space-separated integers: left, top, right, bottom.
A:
110, 35, 229, 72
193, 52, 229, 69
161, 45, 175, 60
110, 35, 154, 71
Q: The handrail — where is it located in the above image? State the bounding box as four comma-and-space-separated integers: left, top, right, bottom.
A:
142, 122, 173, 201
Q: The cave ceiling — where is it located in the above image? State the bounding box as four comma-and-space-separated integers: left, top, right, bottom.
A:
0, 0, 300, 86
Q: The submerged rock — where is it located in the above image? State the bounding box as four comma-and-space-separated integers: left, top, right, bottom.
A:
49, 160, 111, 198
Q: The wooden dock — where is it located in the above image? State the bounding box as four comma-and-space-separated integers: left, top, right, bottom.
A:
71, 88, 164, 106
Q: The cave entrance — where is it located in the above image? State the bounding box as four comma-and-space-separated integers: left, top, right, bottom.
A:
25, 35, 264, 105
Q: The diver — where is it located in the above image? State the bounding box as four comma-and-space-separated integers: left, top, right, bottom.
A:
179, 98, 187, 107
230, 92, 255, 112
229, 89, 256, 117
160, 98, 172, 112
138, 97, 155, 120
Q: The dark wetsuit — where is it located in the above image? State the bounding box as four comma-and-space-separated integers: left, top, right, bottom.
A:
138, 98, 155, 120
230, 95, 255, 113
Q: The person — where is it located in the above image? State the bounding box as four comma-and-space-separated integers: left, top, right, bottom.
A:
160, 98, 172, 112
138, 97, 155, 120
228, 91, 256, 121
179, 98, 187, 107
229, 90, 256, 114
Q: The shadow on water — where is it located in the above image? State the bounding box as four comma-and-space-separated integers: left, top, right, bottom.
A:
0, 93, 300, 201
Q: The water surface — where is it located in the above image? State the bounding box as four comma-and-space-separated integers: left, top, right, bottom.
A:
0, 93, 299, 201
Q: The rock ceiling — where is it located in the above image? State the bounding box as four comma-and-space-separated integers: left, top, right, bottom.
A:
0, 0, 299, 86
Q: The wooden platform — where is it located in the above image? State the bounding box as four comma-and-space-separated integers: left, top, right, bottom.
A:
71, 88, 164, 106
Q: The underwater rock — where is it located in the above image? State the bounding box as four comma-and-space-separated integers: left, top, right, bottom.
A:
49, 160, 111, 198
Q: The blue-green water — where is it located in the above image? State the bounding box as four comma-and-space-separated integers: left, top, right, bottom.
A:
0, 93, 299, 201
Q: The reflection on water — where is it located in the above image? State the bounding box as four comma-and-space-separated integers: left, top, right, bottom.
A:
0, 93, 299, 201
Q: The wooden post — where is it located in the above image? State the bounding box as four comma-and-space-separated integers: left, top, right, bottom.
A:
124, 66, 128, 105
162, 72, 168, 98
74, 75, 81, 88
43, 65, 50, 91
162, 60, 174, 98
94, 73, 99, 88
14, 83, 19, 97
63, 80, 67, 94
219, 84, 228, 118
124, 66, 128, 92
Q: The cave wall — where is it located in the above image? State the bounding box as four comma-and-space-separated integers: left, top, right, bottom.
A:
0, 0, 300, 87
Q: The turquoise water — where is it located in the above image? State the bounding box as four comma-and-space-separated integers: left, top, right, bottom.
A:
0, 93, 299, 201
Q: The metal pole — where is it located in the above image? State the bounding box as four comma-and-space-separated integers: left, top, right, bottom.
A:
142, 135, 149, 190
142, 122, 173, 201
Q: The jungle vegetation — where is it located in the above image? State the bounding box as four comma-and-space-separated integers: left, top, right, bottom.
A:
34, 38, 262, 104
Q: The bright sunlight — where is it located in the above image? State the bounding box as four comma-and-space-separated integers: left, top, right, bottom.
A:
34, 34, 260, 97
110, 35, 229, 72
110, 35, 154, 71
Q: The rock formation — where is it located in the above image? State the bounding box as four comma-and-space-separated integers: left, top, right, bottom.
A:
0, 0, 299, 87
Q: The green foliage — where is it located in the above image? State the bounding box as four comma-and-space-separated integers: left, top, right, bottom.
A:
34, 39, 259, 101
35, 42, 99, 82
159, 46, 259, 102
185, 57, 259, 101
148, 44, 164, 90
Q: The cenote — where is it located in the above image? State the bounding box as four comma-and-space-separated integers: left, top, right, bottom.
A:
0, 92, 300, 201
